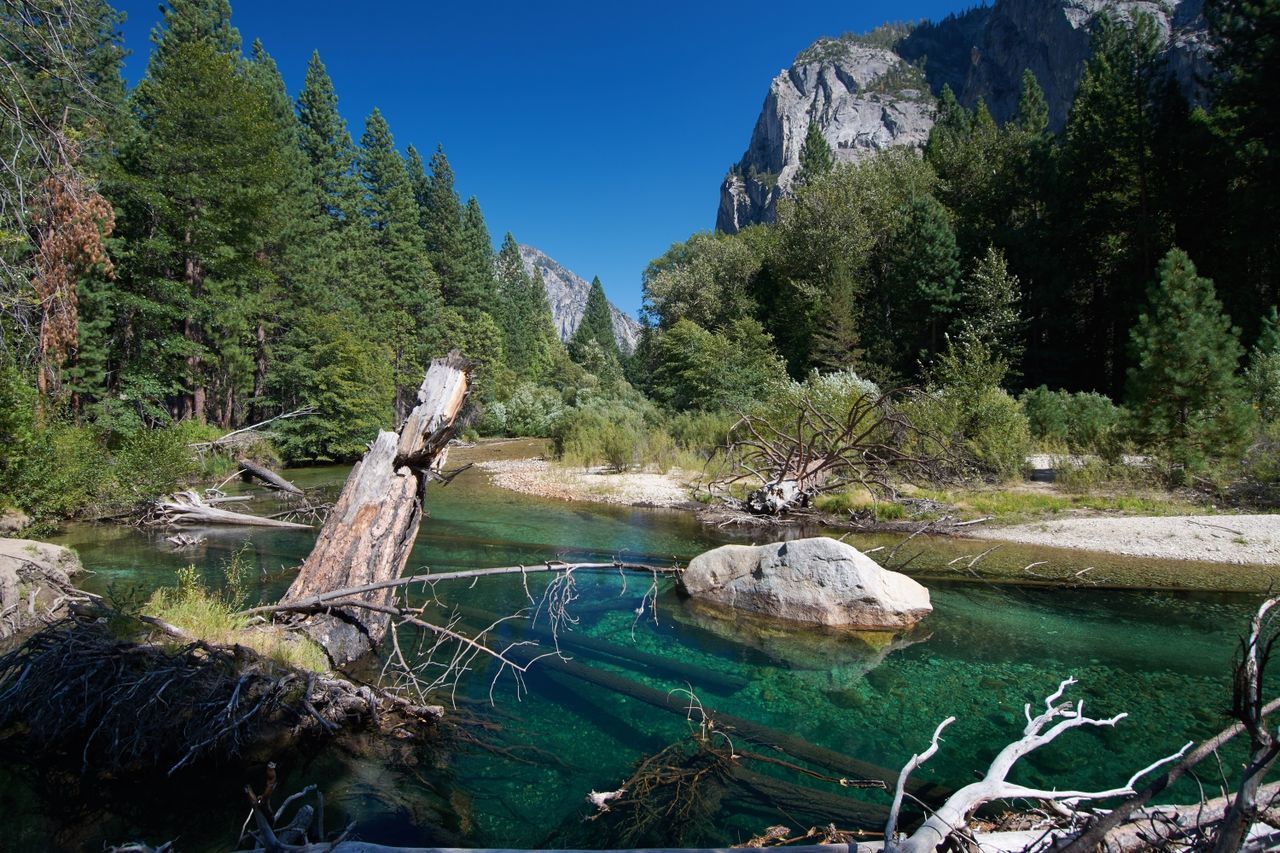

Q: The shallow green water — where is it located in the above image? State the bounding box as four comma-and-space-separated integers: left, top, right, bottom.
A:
36, 462, 1273, 850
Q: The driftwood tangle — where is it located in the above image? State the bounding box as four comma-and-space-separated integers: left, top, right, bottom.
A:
154, 490, 312, 530
281, 352, 470, 665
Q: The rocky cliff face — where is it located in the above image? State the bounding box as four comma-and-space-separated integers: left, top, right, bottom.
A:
717, 0, 1210, 233
518, 245, 642, 354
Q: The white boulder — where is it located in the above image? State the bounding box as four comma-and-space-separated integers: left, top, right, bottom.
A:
681, 536, 931, 629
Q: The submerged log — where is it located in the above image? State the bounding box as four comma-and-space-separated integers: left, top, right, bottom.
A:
281, 352, 470, 665
501, 644, 950, 804
450, 603, 749, 693
238, 458, 304, 496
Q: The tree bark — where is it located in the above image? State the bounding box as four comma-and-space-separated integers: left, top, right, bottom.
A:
280, 352, 470, 665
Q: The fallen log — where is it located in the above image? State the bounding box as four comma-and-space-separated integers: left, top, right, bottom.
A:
238, 458, 304, 496
279, 352, 470, 665
152, 491, 312, 530
500, 644, 949, 804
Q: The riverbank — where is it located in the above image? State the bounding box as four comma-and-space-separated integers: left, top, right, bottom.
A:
459, 438, 698, 509
965, 513, 1280, 566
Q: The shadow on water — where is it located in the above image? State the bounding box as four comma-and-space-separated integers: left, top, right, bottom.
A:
35, 460, 1273, 849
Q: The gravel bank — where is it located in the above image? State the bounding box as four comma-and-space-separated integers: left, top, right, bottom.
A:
969, 514, 1280, 565
475, 458, 694, 508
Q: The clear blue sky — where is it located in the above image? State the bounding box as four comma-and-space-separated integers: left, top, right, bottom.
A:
113, 0, 966, 318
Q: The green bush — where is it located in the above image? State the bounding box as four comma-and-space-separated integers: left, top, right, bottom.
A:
502, 383, 563, 436
907, 386, 1030, 480
1020, 386, 1069, 446
1020, 386, 1124, 457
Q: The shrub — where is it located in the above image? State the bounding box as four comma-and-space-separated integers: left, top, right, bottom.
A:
1020, 386, 1069, 446
503, 383, 563, 436
1064, 392, 1124, 457
908, 386, 1030, 480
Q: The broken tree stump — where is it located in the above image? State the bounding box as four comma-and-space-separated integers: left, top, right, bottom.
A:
238, 458, 304, 496
280, 352, 471, 665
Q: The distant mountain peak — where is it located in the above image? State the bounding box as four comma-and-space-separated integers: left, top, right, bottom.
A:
517, 245, 641, 354
717, 0, 1210, 233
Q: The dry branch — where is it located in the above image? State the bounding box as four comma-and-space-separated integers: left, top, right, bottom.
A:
708, 387, 953, 515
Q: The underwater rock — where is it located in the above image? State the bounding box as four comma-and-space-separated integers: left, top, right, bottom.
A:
681, 536, 931, 629
0, 538, 82, 641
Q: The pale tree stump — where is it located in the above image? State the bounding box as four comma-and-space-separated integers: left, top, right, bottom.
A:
280, 352, 470, 664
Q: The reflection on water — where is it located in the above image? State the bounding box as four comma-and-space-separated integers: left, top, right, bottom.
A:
39, 460, 1271, 849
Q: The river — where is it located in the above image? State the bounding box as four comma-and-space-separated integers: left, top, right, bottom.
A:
26, 457, 1270, 851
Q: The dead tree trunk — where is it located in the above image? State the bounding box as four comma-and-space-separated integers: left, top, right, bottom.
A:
280, 352, 470, 666
238, 458, 303, 496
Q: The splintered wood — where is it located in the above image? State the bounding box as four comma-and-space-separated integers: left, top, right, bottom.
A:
281, 351, 470, 665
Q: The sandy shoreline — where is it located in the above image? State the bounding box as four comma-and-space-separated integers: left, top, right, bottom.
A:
474, 457, 695, 508
968, 514, 1280, 565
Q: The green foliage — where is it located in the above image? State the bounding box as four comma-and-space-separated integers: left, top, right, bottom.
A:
649, 318, 788, 411
1021, 386, 1124, 456
272, 312, 393, 463
571, 276, 620, 361
642, 230, 762, 332
495, 234, 561, 380
908, 332, 1031, 479
1127, 248, 1253, 472
795, 121, 834, 187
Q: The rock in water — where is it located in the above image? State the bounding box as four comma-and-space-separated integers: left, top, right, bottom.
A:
681, 536, 930, 629
0, 508, 29, 535
0, 539, 83, 641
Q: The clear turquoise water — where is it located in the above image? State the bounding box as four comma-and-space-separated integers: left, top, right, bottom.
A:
38, 462, 1271, 850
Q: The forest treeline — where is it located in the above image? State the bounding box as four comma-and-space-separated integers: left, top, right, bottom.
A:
1, 0, 1278, 522
0, 0, 630, 518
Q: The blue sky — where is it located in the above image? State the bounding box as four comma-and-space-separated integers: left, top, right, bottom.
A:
114, 0, 966, 317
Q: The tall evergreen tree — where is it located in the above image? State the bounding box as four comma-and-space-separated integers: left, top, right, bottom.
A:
456, 196, 497, 310
795, 120, 834, 187
121, 6, 283, 425
494, 233, 557, 379
957, 247, 1024, 381
421, 145, 466, 303
880, 195, 962, 377
1205, 0, 1280, 324
1127, 248, 1251, 470
1060, 12, 1168, 395
295, 51, 370, 308
358, 109, 440, 418
571, 276, 619, 364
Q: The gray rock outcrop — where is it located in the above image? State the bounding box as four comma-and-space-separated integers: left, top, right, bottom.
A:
717, 0, 1210, 232
0, 508, 30, 535
0, 538, 82, 642
680, 536, 931, 630
518, 244, 642, 354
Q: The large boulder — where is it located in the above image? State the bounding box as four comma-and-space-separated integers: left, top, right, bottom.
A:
0, 538, 82, 642
680, 536, 930, 630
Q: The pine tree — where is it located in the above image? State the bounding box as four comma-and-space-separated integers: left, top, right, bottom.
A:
296, 51, 370, 308
1246, 306, 1280, 422
358, 109, 440, 419
245, 39, 330, 417
883, 195, 962, 376
1127, 248, 1252, 470
795, 120, 834, 187
571, 276, 619, 364
810, 260, 861, 372
1206, 0, 1280, 315
297, 51, 361, 223
1061, 12, 1167, 395
957, 247, 1024, 381
494, 234, 558, 379
421, 145, 466, 303
121, 10, 283, 425
455, 197, 497, 310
